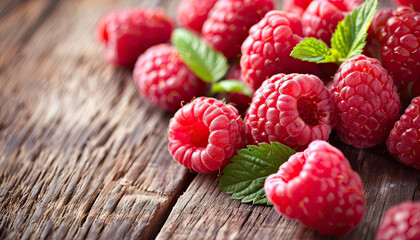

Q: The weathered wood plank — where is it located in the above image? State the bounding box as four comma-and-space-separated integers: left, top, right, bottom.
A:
0, 0, 196, 239
157, 138, 420, 240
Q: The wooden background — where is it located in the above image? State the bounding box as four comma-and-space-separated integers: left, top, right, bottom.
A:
1, 0, 418, 239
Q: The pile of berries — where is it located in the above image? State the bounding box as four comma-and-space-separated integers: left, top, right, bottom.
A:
96, 0, 420, 237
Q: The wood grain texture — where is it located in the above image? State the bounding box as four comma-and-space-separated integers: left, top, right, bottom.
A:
0, 0, 195, 239
0, 0, 417, 240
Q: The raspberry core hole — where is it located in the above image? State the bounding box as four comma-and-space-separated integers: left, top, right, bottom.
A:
297, 98, 319, 126
187, 121, 210, 148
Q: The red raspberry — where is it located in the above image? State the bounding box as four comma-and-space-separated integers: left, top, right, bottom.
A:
386, 97, 420, 169
133, 44, 207, 112
372, 7, 420, 86
176, 0, 218, 33
240, 11, 315, 92
265, 140, 365, 236
283, 0, 313, 16
96, 8, 174, 67
412, 80, 420, 97
224, 63, 252, 113
302, 0, 361, 45
331, 55, 401, 148
394, 0, 420, 12
245, 73, 336, 151
376, 202, 420, 240
168, 97, 246, 173
202, 0, 275, 59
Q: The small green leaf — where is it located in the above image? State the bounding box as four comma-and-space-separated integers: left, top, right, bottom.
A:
219, 142, 296, 205
209, 80, 253, 97
171, 28, 229, 83
290, 37, 337, 63
330, 0, 378, 60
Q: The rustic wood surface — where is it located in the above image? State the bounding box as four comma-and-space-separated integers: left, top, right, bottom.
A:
0, 0, 417, 239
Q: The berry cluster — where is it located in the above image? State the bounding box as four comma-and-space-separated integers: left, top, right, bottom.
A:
95, 0, 420, 238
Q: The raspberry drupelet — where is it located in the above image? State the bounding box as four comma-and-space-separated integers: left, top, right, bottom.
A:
96, 8, 174, 67
134, 44, 207, 112
246, 73, 336, 151
331, 55, 401, 148
168, 97, 246, 173
265, 140, 365, 236
386, 97, 420, 169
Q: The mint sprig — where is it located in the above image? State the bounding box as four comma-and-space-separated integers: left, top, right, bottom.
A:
331, 0, 378, 61
171, 28, 229, 83
219, 142, 296, 205
209, 80, 253, 97
290, 0, 378, 64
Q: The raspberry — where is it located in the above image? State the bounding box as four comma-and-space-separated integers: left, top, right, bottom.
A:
202, 0, 275, 59
240, 11, 315, 92
283, 0, 313, 16
386, 97, 420, 169
331, 55, 401, 148
376, 202, 420, 240
96, 8, 174, 67
394, 0, 420, 12
265, 140, 365, 236
302, 0, 361, 45
412, 80, 420, 97
372, 7, 420, 86
245, 73, 336, 151
168, 97, 246, 173
176, 0, 218, 33
133, 44, 207, 112
224, 63, 252, 113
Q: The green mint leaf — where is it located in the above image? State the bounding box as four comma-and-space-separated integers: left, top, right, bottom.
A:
209, 80, 253, 97
171, 28, 229, 83
290, 37, 337, 63
330, 0, 378, 61
219, 142, 296, 205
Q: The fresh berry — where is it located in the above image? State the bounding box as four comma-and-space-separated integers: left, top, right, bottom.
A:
412, 80, 420, 97
331, 55, 401, 148
302, 0, 361, 45
386, 97, 420, 169
240, 10, 315, 92
202, 0, 275, 59
168, 97, 246, 173
245, 73, 336, 151
176, 0, 218, 33
134, 44, 207, 112
265, 140, 365, 236
96, 8, 174, 67
372, 7, 420, 86
376, 202, 420, 240
224, 63, 252, 113
394, 0, 420, 12
283, 0, 313, 16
